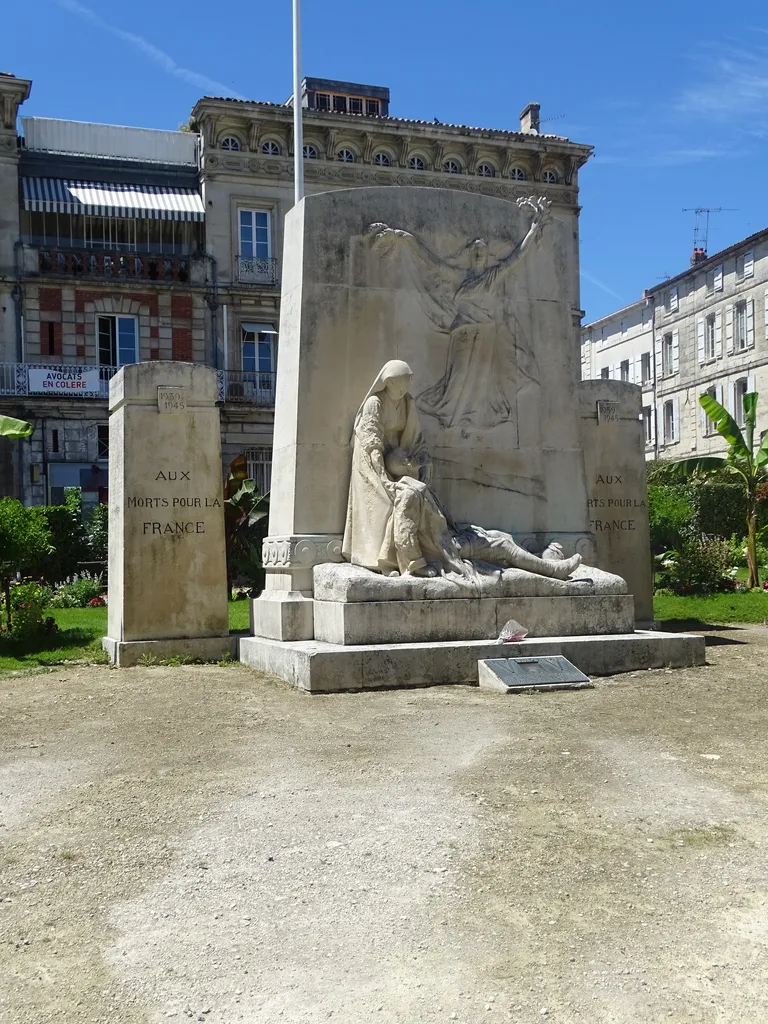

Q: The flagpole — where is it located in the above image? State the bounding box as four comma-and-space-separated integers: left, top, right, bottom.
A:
292, 0, 304, 204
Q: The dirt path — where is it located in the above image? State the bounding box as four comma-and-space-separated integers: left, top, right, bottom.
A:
1, 626, 767, 1024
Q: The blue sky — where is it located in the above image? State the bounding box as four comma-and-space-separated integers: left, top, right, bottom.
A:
3, 0, 768, 322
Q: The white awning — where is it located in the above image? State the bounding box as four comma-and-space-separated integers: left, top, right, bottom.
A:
22, 178, 205, 222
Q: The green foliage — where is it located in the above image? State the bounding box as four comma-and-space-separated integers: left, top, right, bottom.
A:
0, 414, 33, 438
225, 480, 269, 592
656, 539, 732, 595
698, 485, 749, 537
37, 489, 91, 584
648, 484, 697, 554
0, 498, 53, 627
49, 571, 104, 608
654, 590, 768, 624
3, 580, 54, 641
88, 503, 109, 562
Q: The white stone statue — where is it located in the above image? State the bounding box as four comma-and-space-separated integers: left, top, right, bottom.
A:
369, 196, 550, 430
342, 360, 581, 580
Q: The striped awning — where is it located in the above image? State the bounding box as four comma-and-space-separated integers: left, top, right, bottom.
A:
22, 178, 205, 222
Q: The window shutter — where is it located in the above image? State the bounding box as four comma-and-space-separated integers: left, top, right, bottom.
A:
697, 319, 705, 365
727, 381, 736, 414
654, 333, 663, 380
630, 356, 637, 383
725, 305, 734, 354
673, 397, 680, 443
714, 265, 723, 292
765, 289, 768, 341
613, 363, 620, 380
747, 298, 755, 348
748, 373, 756, 395
671, 286, 679, 312
744, 250, 754, 277
716, 384, 724, 408
672, 328, 680, 372
714, 312, 722, 358
700, 402, 708, 438
650, 404, 656, 445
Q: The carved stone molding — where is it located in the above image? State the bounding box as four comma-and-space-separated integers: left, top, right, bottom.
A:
262, 534, 344, 569
248, 122, 261, 152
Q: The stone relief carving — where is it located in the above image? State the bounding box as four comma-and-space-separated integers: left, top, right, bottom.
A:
262, 535, 343, 569
342, 360, 582, 581
368, 196, 551, 430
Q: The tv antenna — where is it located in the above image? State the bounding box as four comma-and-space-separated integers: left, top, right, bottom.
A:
682, 207, 737, 255
540, 113, 566, 124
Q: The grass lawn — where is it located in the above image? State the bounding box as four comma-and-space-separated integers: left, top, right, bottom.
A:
0, 600, 252, 673
654, 590, 768, 625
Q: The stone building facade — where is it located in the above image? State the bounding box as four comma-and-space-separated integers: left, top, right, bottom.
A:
1, 70, 593, 504
581, 231, 768, 460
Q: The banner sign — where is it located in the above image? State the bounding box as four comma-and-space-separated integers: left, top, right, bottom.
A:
28, 368, 102, 395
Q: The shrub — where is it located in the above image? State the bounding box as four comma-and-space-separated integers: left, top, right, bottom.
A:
0, 498, 53, 627
6, 579, 53, 640
37, 489, 90, 584
697, 484, 749, 539
648, 485, 697, 554
88, 503, 109, 562
656, 539, 733, 595
50, 571, 104, 608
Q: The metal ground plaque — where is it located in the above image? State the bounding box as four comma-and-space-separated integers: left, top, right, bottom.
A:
478, 656, 593, 693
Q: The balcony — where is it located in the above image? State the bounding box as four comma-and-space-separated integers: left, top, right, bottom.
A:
0, 362, 117, 398
236, 256, 278, 286
220, 370, 276, 406
25, 246, 202, 284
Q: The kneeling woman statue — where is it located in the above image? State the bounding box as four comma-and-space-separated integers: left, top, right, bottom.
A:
342, 360, 581, 580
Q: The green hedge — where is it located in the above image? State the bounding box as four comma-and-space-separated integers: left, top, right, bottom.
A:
648, 482, 752, 554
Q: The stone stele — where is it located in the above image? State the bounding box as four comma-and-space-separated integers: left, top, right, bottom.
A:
103, 362, 232, 667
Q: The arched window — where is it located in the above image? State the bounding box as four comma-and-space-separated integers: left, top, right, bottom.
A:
542, 169, 558, 184
443, 159, 461, 174
303, 145, 318, 160
220, 137, 241, 151
477, 163, 495, 178
337, 148, 356, 163
409, 155, 426, 171
261, 140, 280, 155
374, 152, 391, 166
509, 167, 527, 181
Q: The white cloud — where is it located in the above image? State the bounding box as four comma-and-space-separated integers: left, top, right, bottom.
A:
54, 0, 245, 100
676, 42, 768, 119
581, 269, 624, 302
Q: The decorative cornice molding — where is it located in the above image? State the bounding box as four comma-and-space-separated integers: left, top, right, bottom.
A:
262, 534, 344, 570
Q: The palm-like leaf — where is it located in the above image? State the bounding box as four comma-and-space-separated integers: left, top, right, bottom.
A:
650, 456, 727, 482
699, 393, 750, 460
0, 415, 33, 439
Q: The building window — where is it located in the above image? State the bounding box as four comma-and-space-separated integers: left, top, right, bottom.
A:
44, 321, 56, 356
241, 323, 276, 382
642, 406, 652, 444
244, 447, 272, 496
51, 428, 59, 454
704, 387, 718, 435
664, 400, 676, 444
641, 352, 652, 384
337, 148, 355, 163
366, 98, 380, 116
705, 314, 716, 360
349, 97, 363, 114
736, 250, 754, 279
333, 95, 347, 113
735, 301, 748, 351
97, 424, 109, 460
374, 152, 391, 166
735, 378, 748, 427
261, 140, 280, 155
542, 170, 558, 183
443, 160, 461, 174
98, 315, 137, 367
706, 265, 723, 295
620, 359, 630, 381
302, 145, 318, 159
409, 156, 426, 171
664, 286, 679, 313
315, 93, 331, 111
239, 209, 271, 259
509, 167, 527, 180
662, 333, 674, 376
600, 367, 610, 379
477, 163, 495, 177
220, 137, 241, 151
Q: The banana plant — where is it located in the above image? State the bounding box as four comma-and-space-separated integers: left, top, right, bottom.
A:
650, 391, 767, 588
0, 415, 33, 439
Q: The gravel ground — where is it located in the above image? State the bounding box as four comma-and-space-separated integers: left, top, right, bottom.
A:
1, 626, 768, 1024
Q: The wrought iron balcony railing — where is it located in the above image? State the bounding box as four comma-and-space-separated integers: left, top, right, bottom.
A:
237, 255, 279, 285
33, 247, 194, 282
0, 362, 118, 398
219, 370, 276, 406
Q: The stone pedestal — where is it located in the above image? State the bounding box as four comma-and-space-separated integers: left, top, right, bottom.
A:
579, 381, 654, 623
103, 362, 230, 665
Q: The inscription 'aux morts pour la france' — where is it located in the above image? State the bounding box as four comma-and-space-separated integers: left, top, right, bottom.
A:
589, 472, 645, 532
126, 468, 222, 536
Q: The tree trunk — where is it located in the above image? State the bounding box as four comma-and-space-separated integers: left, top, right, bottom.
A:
747, 509, 760, 589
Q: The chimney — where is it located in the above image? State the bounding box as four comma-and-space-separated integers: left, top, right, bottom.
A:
690, 247, 708, 266
519, 102, 540, 135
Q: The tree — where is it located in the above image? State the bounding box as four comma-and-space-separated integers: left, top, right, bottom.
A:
650, 391, 768, 588
0, 499, 52, 627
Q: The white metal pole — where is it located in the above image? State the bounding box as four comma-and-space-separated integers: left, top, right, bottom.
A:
292, 0, 304, 204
